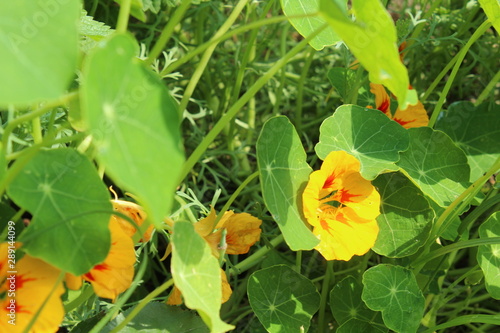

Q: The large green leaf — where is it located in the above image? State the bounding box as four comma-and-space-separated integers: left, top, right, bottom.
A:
362, 264, 425, 333
7, 149, 111, 275
477, 212, 500, 299
319, 0, 417, 109
0, 1, 79, 107
171, 221, 234, 333
372, 172, 434, 257
248, 265, 320, 333
327, 67, 357, 103
81, 33, 184, 228
280, 0, 343, 50
330, 276, 385, 330
478, 0, 500, 33
256, 116, 319, 251
435, 101, 500, 182
315, 105, 409, 180
103, 302, 209, 332
396, 127, 471, 207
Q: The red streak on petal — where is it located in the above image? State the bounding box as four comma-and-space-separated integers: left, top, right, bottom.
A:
340, 190, 362, 203
378, 98, 390, 113
320, 219, 334, 236
394, 118, 415, 127
16, 274, 37, 289
323, 174, 335, 189
93, 264, 110, 272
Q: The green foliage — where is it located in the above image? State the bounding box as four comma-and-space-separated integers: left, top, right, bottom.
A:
477, 212, 500, 299
362, 264, 425, 333
0, 0, 80, 107
315, 105, 409, 180
248, 265, 320, 332
81, 33, 184, 228
8, 149, 111, 275
256, 116, 318, 250
171, 221, 234, 332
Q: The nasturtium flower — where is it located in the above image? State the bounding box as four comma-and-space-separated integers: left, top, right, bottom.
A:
302, 151, 381, 261
67, 217, 136, 301
0, 243, 65, 333
111, 199, 154, 242
165, 207, 262, 305
369, 82, 429, 128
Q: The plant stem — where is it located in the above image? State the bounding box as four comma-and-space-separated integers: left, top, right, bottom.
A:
318, 261, 334, 332
178, 0, 250, 115
116, 0, 132, 34
110, 279, 174, 333
31, 116, 42, 144
428, 20, 492, 127
229, 235, 284, 276
145, 0, 192, 66
177, 25, 326, 184
295, 47, 316, 137
475, 69, 500, 105
420, 52, 460, 103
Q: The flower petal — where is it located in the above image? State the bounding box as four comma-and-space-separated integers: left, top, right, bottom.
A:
222, 213, 262, 255
393, 100, 429, 128
112, 199, 153, 242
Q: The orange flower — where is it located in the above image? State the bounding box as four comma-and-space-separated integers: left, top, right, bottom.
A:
303, 151, 381, 261
67, 217, 136, 301
111, 199, 154, 242
369, 83, 429, 128
0, 243, 65, 333
165, 207, 262, 304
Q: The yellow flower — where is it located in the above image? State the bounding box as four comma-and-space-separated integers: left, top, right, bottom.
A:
67, 217, 136, 301
369, 83, 429, 128
302, 151, 381, 261
165, 207, 262, 304
0, 243, 65, 333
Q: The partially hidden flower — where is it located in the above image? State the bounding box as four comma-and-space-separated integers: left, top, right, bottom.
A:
165, 208, 262, 305
302, 151, 381, 261
0, 243, 65, 333
368, 82, 429, 128
66, 202, 140, 301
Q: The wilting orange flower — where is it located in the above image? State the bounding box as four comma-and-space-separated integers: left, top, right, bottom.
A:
0, 243, 65, 333
66, 217, 136, 301
369, 83, 429, 128
303, 151, 381, 261
165, 208, 262, 304
111, 199, 154, 242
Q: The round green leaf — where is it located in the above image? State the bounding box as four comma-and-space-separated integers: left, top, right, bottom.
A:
396, 127, 471, 207
337, 318, 388, 333
256, 116, 319, 251
171, 221, 234, 333
81, 33, 184, 227
477, 212, 500, 299
248, 265, 320, 333
7, 148, 111, 275
330, 276, 384, 327
0, 1, 79, 107
435, 101, 500, 182
280, 0, 342, 50
372, 172, 434, 258
103, 302, 209, 333
315, 105, 409, 180
362, 264, 425, 333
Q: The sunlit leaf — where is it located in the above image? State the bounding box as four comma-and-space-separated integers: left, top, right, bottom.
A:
0, 1, 79, 107
477, 212, 500, 299
171, 221, 234, 333
280, 0, 343, 50
81, 33, 184, 228
256, 116, 319, 251
478, 0, 500, 33
435, 101, 500, 182
7, 149, 111, 275
315, 105, 409, 180
318, 0, 417, 109
248, 265, 320, 333
362, 264, 425, 333
372, 172, 434, 257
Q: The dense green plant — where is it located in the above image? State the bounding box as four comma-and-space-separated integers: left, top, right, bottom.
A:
0, 0, 499, 332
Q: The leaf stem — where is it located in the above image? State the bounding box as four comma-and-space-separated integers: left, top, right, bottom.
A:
116, 0, 132, 34
177, 24, 327, 184
475, 69, 500, 106
145, 0, 192, 66
318, 261, 334, 332
228, 235, 284, 276
428, 20, 492, 127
